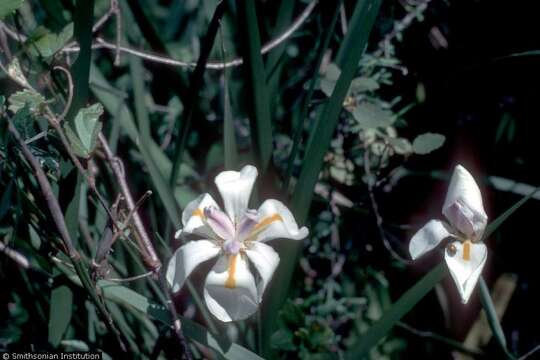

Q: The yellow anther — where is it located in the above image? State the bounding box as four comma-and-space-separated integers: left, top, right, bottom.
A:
463, 240, 471, 261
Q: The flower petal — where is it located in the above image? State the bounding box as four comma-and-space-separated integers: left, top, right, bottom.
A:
442, 165, 488, 240
444, 241, 487, 304
204, 254, 258, 322
177, 194, 219, 238
214, 165, 258, 225
204, 207, 235, 241
166, 240, 220, 293
409, 219, 452, 260
245, 242, 280, 301
247, 199, 308, 242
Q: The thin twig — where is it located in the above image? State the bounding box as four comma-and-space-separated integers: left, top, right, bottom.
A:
159, 274, 193, 360
0, 241, 30, 268
98, 134, 161, 271
7, 116, 127, 352
519, 344, 540, 360
397, 322, 484, 357
2, 0, 318, 70
363, 150, 411, 264
52, 66, 73, 121
108, 271, 153, 282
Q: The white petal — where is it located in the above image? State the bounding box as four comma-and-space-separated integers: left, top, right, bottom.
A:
204, 254, 258, 322
249, 199, 308, 242
214, 165, 258, 225
444, 241, 487, 304
178, 193, 219, 238
443, 165, 488, 240
245, 242, 280, 301
409, 219, 452, 260
166, 240, 220, 293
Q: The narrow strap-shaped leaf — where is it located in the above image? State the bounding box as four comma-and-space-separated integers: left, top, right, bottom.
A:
478, 278, 517, 359
223, 70, 238, 169
169, 1, 226, 186
98, 281, 263, 360
345, 263, 447, 359
481, 185, 540, 241
67, 0, 94, 121
292, 0, 382, 221
238, 0, 273, 172
129, 57, 182, 225
283, 0, 344, 191
261, 1, 382, 356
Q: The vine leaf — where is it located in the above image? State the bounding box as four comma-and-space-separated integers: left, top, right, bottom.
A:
65, 103, 103, 158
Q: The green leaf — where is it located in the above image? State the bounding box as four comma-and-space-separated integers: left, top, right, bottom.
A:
264, 0, 383, 356
97, 281, 263, 360
478, 278, 514, 359
283, 0, 344, 190
67, 0, 94, 122
8, 89, 46, 114
412, 133, 446, 155
481, 184, 540, 241
352, 103, 394, 129
238, 0, 273, 171
129, 57, 181, 225
350, 76, 380, 93
27, 23, 73, 58
65, 103, 103, 158
223, 71, 238, 170
0, 0, 24, 19
388, 137, 413, 155
320, 63, 342, 97
345, 264, 447, 359
48, 284, 73, 347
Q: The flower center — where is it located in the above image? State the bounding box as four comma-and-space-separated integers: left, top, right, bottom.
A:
223, 239, 242, 255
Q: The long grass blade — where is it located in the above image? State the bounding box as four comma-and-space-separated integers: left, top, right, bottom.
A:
345, 264, 447, 359
67, 0, 94, 121
238, 0, 273, 172
169, 1, 226, 185
260, 1, 382, 356
478, 278, 517, 359
283, 0, 344, 191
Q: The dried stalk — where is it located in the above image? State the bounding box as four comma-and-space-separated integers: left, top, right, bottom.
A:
98, 134, 161, 271
7, 117, 127, 352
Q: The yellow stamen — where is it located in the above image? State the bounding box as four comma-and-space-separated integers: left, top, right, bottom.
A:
192, 208, 204, 218
224, 254, 238, 289
463, 240, 471, 261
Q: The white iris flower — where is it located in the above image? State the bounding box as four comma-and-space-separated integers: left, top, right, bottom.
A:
166, 165, 309, 322
409, 165, 488, 304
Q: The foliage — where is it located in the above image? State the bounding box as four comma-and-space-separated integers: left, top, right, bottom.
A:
0, 0, 538, 359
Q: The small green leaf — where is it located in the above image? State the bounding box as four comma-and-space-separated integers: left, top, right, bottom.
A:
8, 89, 46, 114
388, 137, 413, 155
48, 284, 73, 347
0, 0, 24, 19
350, 76, 380, 93
320, 64, 341, 97
412, 133, 445, 155
28, 23, 74, 58
65, 103, 103, 158
352, 102, 394, 129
